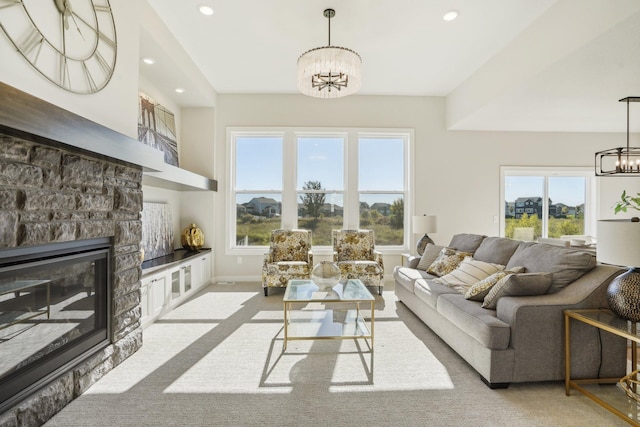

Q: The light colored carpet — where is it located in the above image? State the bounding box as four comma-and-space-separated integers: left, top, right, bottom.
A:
45, 282, 628, 426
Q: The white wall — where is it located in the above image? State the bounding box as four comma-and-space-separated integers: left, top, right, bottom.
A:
213, 93, 640, 281
0, 0, 140, 138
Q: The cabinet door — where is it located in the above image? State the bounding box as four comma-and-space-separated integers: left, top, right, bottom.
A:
182, 263, 193, 293
170, 266, 181, 300
199, 253, 212, 287
150, 273, 169, 318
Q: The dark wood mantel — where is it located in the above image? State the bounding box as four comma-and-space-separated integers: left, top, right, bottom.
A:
0, 82, 217, 191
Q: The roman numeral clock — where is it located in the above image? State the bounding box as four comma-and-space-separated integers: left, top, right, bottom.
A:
0, 0, 117, 94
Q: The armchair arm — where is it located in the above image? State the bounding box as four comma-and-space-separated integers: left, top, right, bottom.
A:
373, 250, 384, 270
263, 251, 273, 265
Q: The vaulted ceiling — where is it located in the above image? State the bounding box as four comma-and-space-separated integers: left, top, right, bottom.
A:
141, 0, 640, 132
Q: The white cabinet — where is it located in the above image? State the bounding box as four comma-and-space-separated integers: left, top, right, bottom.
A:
140, 249, 212, 328
196, 252, 211, 287
140, 271, 169, 328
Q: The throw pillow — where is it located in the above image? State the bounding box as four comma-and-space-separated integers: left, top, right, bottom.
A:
433, 256, 504, 293
481, 272, 553, 310
416, 243, 445, 271
426, 247, 473, 277
464, 266, 525, 301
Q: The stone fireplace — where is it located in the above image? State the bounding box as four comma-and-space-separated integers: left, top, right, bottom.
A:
0, 90, 145, 425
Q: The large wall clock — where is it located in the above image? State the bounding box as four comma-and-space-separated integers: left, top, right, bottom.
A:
0, 0, 117, 94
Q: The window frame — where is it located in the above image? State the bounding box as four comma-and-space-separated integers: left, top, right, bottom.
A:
226, 127, 414, 256
499, 166, 596, 239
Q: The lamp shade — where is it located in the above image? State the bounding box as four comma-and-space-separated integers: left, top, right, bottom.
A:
412, 215, 437, 234
297, 46, 362, 98
597, 219, 640, 267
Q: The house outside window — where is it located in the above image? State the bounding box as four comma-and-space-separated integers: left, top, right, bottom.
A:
500, 167, 595, 241
228, 128, 412, 254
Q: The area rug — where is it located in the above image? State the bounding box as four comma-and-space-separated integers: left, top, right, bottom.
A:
44, 282, 627, 426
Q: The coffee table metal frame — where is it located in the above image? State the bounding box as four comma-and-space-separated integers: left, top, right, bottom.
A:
282, 279, 374, 351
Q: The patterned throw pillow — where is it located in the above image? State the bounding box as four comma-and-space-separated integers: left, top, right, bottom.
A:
433, 256, 504, 293
416, 243, 445, 271
426, 248, 473, 277
465, 266, 525, 301
481, 272, 553, 309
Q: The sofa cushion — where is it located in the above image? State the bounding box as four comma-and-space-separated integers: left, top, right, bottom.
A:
433, 256, 504, 292
482, 272, 553, 309
448, 233, 487, 254
416, 243, 445, 271
427, 247, 473, 277
414, 279, 459, 309
473, 237, 522, 266
506, 243, 596, 293
393, 266, 435, 293
464, 266, 525, 301
437, 294, 511, 350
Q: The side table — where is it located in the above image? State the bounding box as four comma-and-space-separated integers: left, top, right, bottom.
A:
564, 309, 639, 426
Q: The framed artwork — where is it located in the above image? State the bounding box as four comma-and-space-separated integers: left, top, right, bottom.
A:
137, 92, 179, 166
141, 202, 174, 260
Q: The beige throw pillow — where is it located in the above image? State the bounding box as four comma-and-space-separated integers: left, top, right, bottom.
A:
426, 248, 473, 277
416, 243, 445, 271
481, 272, 553, 309
433, 256, 504, 293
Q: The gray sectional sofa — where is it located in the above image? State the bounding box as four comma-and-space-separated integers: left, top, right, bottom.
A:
394, 233, 627, 388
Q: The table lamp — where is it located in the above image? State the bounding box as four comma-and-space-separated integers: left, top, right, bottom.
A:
413, 214, 437, 256
597, 219, 640, 321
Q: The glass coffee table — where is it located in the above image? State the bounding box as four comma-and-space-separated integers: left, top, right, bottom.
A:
282, 279, 375, 351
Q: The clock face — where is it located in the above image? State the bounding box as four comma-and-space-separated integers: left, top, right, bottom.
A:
0, 0, 117, 94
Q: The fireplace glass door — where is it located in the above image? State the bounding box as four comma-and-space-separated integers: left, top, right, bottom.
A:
0, 238, 111, 411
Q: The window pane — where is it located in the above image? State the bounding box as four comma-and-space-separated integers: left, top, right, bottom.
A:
298, 192, 343, 246
504, 176, 543, 241
297, 137, 344, 190
359, 138, 404, 191
235, 193, 281, 246
548, 177, 585, 238
236, 137, 282, 190
359, 194, 404, 245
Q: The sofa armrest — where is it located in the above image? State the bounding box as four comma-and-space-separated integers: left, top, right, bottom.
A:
494, 265, 625, 380
407, 256, 420, 269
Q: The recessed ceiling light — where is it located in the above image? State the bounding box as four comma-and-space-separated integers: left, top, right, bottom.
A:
199, 5, 214, 16
142, 57, 155, 65
443, 10, 459, 21
175, 88, 185, 93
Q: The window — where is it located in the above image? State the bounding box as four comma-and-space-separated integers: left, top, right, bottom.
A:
500, 167, 595, 241
228, 128, 411, 253
233, 134, 283, 246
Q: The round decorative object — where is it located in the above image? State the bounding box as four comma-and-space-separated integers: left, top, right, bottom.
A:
181, 223, 204, 251
311, 261, 341, 290
607, 268, 640, 322
0, 0, 117, 94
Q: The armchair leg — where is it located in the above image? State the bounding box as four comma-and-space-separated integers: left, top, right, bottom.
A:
379, 286, 382, 295
264, 287, 268, 297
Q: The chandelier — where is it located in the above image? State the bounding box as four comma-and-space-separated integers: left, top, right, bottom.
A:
595, 97, 640, 176
297, 9, 362, 99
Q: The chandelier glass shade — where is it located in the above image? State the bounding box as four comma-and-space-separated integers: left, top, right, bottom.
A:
297, 9, 362, 99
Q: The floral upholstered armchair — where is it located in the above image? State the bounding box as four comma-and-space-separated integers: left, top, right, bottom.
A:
332, 229, 384, 295
262, 229, 313, 296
